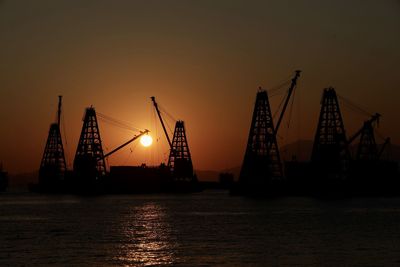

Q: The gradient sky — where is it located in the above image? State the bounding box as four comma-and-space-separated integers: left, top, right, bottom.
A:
0, 0, 399, 174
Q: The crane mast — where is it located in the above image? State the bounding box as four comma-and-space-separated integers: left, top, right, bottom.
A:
151, 96, 172, 148
57, 95, 62, 126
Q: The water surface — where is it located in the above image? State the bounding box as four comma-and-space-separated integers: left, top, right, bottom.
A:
1, 191, 400, 266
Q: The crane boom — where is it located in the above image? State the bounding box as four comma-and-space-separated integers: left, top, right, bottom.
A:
348, 113, 381, 145
275, 70, 301, 134
57, 95, 62, 126
99, 130, 149, 161
151, 96, 172, 148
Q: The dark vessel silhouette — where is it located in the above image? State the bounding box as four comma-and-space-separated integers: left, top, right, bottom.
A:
0, 163, 8, 192
33, 74, 399, 197
285, 88, 399, 197
33, 95, 200, 195
233, 71, 399, 197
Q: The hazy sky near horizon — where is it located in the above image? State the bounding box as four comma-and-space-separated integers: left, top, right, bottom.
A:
0, 0, 399, 174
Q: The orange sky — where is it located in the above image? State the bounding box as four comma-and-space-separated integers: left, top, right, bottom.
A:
0, 1, 399, 174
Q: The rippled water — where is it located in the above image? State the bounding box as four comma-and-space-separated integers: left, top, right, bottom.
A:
1, 191, 400, 266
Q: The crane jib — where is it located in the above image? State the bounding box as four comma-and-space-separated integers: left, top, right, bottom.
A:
151, 96, 173, 148
99, 130, 149, 161
274, 70, 301, 135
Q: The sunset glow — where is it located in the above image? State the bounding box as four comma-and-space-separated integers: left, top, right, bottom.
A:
0, 1, 398, 175
140, 135, 153, 147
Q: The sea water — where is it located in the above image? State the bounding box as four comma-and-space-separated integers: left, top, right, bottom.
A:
1, 191, 400, 266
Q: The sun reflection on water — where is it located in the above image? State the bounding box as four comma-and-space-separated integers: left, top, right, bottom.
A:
116, 203, 178, 266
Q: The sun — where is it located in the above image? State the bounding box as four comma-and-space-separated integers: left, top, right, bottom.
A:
140, 135, 153, 147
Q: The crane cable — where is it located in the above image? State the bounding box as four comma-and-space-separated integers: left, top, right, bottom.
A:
277, 83, 298, 146
269, 82, 290, 97
375, 129, 389, 142
286, 86, 296, 129
337, 94, 372, 118
97, 112, 142, 132
154, 103, 176, 138
157, 103, 177, 123
96, 112, 147, 167
61, 109, 70, 169
272, 81, 298, 159
273, 82, 297, 121
337, 93, 384, 144
122, 143, 138, 165
151, 103, 171, 164
152, 106, 159, 164
273, 94, 286, 120
268, 74, 293, 95
337, 93, 393, 160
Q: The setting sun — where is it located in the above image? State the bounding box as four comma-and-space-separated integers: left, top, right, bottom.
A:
140, 135, 153, 147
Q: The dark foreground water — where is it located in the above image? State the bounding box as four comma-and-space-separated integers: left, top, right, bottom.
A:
1, 191, 400, 266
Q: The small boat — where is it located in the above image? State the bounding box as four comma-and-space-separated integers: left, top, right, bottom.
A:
0, 164, 8, 192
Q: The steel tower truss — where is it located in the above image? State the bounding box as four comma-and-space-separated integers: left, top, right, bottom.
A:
73, 107, 106, 179
311, 87, 350, 173
39, 96, 66, 185
168, 121, 194, 181
39, 123, 67, 182
356, 122, 378, 161
239, 89, 282, 185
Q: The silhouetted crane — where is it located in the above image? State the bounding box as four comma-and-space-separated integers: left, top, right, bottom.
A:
347, 113, 380, 161
311, 87, 351, 176
151, 96, 195, 182
238, 70, 301, 195
73, 107, 149, 193
39, 96, 67, 191
275, 70, 301, 134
